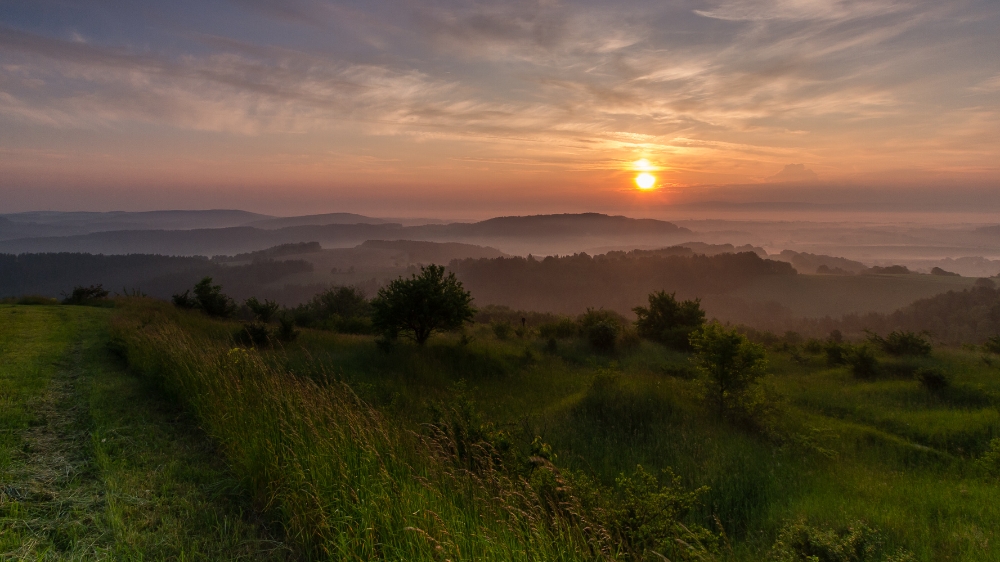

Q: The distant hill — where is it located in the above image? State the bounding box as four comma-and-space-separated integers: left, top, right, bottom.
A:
0, 210, 272, 240
247, 213, 394, 229
0, 213, 693, 256
359, 240, 505, 263
773, 250, 868, 274
424, 213, 690, 238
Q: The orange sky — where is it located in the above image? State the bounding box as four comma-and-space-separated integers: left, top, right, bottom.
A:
1, 0, 998, 217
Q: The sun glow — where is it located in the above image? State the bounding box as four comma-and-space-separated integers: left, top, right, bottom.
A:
635, 173, 656, 189
633, 159, 654, 172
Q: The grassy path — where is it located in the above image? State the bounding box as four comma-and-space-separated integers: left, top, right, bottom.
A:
0, 305, 289, 560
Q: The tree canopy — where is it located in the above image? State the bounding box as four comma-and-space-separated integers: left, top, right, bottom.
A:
371, 264, 474, 345
633, 291, 705, 349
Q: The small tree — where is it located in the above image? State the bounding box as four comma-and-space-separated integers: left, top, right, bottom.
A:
633, 291, 705, 349
371, 264, 474, 345
246, 297, 280, 323
193, 277, 236, 318
689, 323, 768, 421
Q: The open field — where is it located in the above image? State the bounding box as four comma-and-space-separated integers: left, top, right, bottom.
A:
0, 305, 287, 560
97, 298, 1000, 560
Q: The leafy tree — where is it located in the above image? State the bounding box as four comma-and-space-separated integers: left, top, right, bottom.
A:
689, 323, 768, 420
633, 290, 705, 349
371, 264, 474, 345
193, 277, 236, 318
246, 296, 280, 323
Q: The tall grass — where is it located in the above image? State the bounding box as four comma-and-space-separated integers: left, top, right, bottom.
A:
109, 299, 614, 561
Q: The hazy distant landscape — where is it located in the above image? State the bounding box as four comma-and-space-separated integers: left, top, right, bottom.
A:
4, 0, 1000, 560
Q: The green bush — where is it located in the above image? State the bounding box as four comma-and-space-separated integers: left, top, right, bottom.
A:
848, 346, 879, 380
292, 286, 371, 333
977, 438, 1000, 478
234, 322, 272, 348
868, 331, 931, 357
171, 289, 197, 309
537, 318, 578, 339
826, 342, 849, 366
491, 321, 513, 340
579, 308, 623, 352
803, 339, 825, 354
587, 321, 619, 352
62, 284, 110, 305
768, 519, 915, 562
917, 368, 949, 393
633, 290, 705, 350
276, 316, 299, 343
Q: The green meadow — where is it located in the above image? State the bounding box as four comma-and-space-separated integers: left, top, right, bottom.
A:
3, 299, 1000, 560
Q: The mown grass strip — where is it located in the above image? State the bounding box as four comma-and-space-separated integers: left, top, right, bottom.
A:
1, 305, 288, 560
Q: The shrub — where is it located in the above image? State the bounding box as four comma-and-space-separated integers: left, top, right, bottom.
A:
587, 321, 619, 352
290, 286, 371, 333
234, 322, 272, 348
977, 438, 1000, 478
826, 342, 849, 366
868, 330, 931, 357
193, 277, 237, 318
371, 264, 474, 345
579, 308, 623, 352
633, 290, 705, 350
768, 519, 915, 562
171, 290, 197, 309
492, 321, 513, 340
917, 368, 949, 393
803, 339, 825, 354
14, 295, 58, 305
537, 318, 578, 339
848, 345, 879, 380
690, 323, 768, 421
246, 296, 280, 323
62, 284, 110, 305
276, 316, 299, 343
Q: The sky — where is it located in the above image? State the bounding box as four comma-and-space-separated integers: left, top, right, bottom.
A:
1, 0, 998, 218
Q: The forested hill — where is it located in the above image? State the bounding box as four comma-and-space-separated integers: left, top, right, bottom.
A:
450, 249, 795, 315
793, 278, 1000, 343
0, 253, 315, 304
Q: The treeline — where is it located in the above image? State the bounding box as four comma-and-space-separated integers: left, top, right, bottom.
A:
450, 250, 796, 316
0, 252, 316, 304
774, 279, 1000, 344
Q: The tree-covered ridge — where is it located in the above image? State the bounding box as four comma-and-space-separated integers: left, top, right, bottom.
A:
451, 250, 796, 316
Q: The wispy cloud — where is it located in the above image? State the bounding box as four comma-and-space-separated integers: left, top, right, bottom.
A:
0, 0, 998, 208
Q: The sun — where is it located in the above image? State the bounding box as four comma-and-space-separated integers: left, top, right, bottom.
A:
635, 173, 656, 189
